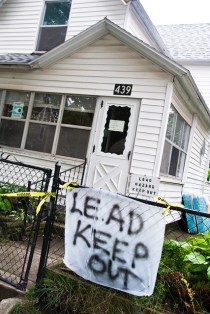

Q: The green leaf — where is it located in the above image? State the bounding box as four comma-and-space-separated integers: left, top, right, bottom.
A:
184, 252, 208, 265
164, 239, 179, 246
180, 242, 191, 249
190, 238, 207, 248
207, 266, 210, 280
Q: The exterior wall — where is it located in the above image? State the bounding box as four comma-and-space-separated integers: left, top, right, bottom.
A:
66, 0, 126, 39
186, 64, 210, 109
0, 34, 171, 173
130, 98, 165, 176
0, 35, 171, 97
157, 88, 210, 203
0, 0, 127, 54
183, 117, 210, 194
158, 182, 183, 204
1, 31, 209, 204
0, 0, 42, 53
0, 0, 161, 55
157, 90, 194, 203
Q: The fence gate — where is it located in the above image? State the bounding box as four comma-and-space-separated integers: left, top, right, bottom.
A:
36, 160, 86, 286
0, 155, 52, 290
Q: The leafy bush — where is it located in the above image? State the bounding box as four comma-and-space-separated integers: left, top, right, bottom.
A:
161, 236, 210, 312
167, 234, 210, 281
0, 182, 27, 218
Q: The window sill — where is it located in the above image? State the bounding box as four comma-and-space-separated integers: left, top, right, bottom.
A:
160, 175, 184, 185
0, 147, 85, 166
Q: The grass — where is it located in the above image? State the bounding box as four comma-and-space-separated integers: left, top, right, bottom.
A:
10, 235, 210, 314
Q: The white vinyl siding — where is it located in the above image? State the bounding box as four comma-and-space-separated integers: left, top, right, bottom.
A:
183, 118, 209, 194
158, 91, 194, 204
66, 0, 126, 39
0, 0, 127, 54
186, 65, 210, 109
0, 0, 43, 53
0, 35, 171, 97
130, 98, 166, 176
157, 88, 210, 202
0, 35, 171, 170
158, 181, 183, 204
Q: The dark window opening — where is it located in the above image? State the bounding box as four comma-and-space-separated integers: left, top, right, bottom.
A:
101, 106, 131, 155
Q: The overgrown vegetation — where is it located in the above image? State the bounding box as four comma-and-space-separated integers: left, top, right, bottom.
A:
0, 182, 27, 217
0, 182, 35, 240
9, 229, 210, 313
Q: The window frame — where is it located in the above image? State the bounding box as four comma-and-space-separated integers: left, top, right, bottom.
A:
36, 0, 71, 52
0, 90, 97, 161
160, 104, 191, 179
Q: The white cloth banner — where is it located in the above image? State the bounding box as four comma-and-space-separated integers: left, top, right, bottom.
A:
64, 188, 166, 296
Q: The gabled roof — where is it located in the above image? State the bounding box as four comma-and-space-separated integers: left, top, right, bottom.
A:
29, 18, 187, 74
0, 18, 209, 124
157, 24, 210, 62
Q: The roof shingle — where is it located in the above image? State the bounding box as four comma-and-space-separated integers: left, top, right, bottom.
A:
157, 24, 210, 61
0, 53, 41, 63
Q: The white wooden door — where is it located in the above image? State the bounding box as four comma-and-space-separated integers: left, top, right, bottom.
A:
86, 97, 140, 194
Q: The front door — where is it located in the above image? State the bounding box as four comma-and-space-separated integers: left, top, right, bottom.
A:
86, 97, 140, 194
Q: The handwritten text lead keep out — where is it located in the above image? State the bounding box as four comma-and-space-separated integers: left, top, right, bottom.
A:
69, 192, 149, 289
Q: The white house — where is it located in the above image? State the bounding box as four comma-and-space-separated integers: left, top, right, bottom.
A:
0, 0, 210, 204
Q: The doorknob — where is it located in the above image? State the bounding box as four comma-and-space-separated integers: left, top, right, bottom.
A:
128, 151, 131, 160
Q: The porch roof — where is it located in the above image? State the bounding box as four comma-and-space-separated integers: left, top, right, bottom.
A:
0, 53, 41, 63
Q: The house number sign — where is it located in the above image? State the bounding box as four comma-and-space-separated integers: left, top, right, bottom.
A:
113, 84, 133, 96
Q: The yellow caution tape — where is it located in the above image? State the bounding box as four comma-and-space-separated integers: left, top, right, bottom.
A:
0, 181, 78, 215
0, 186, 185, 216
36, 193, 55, 214
61, 182, 78, 191
0, 191, 56, 215
154, 196, 184, 215
0, 192, 51, 198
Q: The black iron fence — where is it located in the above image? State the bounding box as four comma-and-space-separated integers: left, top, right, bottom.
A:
0, 154, 52, 290
0, 156, 86, 290
40, 160, 87, 271
41, 173, 210, 313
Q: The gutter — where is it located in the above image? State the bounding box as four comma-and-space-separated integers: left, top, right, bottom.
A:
0, 63, 31, 70
130, 0, 171, 57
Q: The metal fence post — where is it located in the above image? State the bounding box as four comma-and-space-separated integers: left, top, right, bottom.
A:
36, 161, 61, 287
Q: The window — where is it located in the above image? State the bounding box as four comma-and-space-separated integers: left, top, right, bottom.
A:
57, 96, 96, 158
37, 0, 71, 51
25, 93, 61, 153
160, 105, 190, 179
0, 91, 30, 148
0, 90, 96, 160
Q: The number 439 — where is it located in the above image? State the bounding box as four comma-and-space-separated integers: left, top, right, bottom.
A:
114, 84, 133, 96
